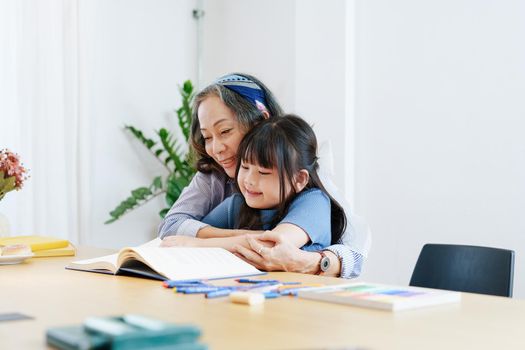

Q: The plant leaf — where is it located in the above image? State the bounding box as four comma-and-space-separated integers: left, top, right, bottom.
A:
159, 208, 169, 218
131, 187, 152, 201
125, 125, 156, 149
0, 175, 16, 194
177, 80, 194, 141
105, 186, 153, 224
106, 80, 197, 224
152, 176, 163, 190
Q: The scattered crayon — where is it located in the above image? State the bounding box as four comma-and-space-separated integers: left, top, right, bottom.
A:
263, 292, 281, 299
205, 289, 232, 298
163, 280, 208, 288
235, 278, 280, 284
177, 287, 223, 294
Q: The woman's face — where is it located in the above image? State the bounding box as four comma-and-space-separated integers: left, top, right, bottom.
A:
198, 95, 246, 178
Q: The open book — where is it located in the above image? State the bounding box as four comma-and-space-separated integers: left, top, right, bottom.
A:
298, 282, 461, 311
66, 238, 265, 281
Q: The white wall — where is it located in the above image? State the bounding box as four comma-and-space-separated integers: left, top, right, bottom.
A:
202, 0, 351, 192
79, 0, 197, 248
201, 0, 295, 108
294, 1, 349, 194
355, 0, 525, 297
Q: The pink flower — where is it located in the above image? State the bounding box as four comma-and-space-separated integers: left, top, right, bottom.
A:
0, 149, 29, 190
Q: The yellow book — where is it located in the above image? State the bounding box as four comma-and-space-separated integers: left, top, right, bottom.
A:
33, 243, 76, 257
0, 235, 69, 251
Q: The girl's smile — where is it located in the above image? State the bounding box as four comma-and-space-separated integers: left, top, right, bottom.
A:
238, 162, 286, 209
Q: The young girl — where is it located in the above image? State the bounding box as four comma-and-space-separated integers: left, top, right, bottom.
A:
170, 115, 346, 252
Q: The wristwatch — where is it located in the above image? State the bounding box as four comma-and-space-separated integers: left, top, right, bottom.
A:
315, 251, 331, 275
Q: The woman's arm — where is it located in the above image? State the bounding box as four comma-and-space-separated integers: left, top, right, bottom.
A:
161, 193, 264, 246
159, 172, 261, 240
234, 233, 364, 278
196, 194, 263, 238
158, 172, 221, 238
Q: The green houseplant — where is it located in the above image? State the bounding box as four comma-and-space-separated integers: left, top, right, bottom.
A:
105, 81, 196, 224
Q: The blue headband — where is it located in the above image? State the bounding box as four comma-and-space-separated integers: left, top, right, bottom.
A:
215, 74, 268, 113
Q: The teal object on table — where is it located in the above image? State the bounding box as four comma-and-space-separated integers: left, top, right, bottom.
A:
46, 314, 207, 350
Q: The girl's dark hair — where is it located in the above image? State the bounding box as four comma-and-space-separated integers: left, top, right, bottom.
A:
190, 73, 284, 174
235, 115, 347, 245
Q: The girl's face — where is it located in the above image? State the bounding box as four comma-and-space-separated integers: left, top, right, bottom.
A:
237, 161, 292, 209
198, 95, 246, 178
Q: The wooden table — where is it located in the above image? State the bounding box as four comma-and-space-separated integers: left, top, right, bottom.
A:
1, 247, 524, 349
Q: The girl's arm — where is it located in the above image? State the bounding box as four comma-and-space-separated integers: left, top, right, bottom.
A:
161, 227, 304, 253
195, 226, 261, 238
160, 234, 255, 252
162, 197, 309, 252
262, 223, 310, 247
161, 196, 308, 251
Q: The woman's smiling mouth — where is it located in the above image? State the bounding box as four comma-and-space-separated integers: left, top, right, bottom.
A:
218, 156, 236, 169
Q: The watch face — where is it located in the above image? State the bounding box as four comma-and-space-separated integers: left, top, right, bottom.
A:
320, 256, 330, 272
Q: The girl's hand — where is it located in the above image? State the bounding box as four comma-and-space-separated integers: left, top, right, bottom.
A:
160, 236, 203, 247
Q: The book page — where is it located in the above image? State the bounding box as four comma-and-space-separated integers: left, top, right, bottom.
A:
67, 253, 119, 273
67, 238, 160, 271
131, 246, 263, 281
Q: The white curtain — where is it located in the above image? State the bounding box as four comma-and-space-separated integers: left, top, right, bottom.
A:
0, 0, 89, 243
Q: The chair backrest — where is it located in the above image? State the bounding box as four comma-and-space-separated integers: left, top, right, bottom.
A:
409, 244, 515, 297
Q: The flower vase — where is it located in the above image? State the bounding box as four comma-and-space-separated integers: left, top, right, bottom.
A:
0, 211, 10, 237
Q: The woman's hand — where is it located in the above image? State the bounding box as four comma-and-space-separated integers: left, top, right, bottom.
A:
233, 231, 315, 273
160, 236, 203, 247
234, 231, 341, 276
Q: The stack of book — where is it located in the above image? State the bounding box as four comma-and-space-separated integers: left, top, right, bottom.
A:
298, 282, 461, 311
0, 235, 75, 257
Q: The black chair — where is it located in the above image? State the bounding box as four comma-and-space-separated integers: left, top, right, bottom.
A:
409, 244, 515, 297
